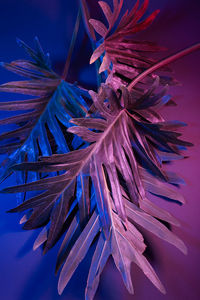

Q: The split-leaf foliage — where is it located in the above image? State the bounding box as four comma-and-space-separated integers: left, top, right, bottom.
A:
0, 1, 199, 299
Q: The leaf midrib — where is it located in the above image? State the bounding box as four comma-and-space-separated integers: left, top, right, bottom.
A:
57, 109, 126, 199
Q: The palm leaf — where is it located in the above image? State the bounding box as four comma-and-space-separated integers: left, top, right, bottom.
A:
88, 0, 177, 91
0, 38, 91, 190
2, 82, 191, 299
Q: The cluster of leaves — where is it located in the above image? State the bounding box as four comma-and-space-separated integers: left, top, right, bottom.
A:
0, 0, 198, 299
0, 37, 90, 202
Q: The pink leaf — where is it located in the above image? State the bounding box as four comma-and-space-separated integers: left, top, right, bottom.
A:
89, 19, 108, 38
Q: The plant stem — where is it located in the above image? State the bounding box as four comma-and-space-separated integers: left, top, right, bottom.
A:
128, 43, 200, 92
62, 7, 81, 80
80, 0, 102, 89
80, 0, 96, 41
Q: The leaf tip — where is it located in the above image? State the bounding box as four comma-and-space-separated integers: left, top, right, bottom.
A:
33, 244, 38, 251
67, 127, 74, 133
160, 284, 166, 295
89, 56, 95, 64
98, 64, 104, 74
57, 281, 64, 296
88, 19, 93, 25
181, 243, 188, 255
19, 215, 27, 224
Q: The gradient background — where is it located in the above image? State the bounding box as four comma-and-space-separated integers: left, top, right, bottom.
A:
0, 1, 200, 299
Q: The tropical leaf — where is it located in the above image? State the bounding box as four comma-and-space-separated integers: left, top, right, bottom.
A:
2, 82, 191, 299
88, 0, 177, 91
0, 38, 91, 191
1, 1, 199, 299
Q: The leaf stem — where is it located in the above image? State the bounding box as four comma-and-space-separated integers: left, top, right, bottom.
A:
62, 7, 81, 80
80, 0, 102, 89
128, 43, 200, 91
80, 0, 96, 41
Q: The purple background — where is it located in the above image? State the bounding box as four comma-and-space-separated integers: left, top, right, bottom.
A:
0, 1, 200, 299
